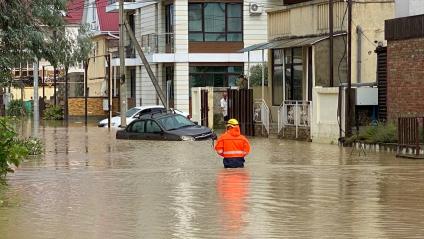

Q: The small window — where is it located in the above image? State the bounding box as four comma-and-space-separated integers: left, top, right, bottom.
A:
129, 120, 145, 133
145, 120, 162, 133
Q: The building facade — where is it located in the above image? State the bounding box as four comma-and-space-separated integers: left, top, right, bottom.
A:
107, 0, 280, 114
261, 0, 394, 142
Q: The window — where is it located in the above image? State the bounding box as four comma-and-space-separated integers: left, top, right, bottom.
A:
188, 3, 243, 42
145, 120, 162, 133
272, 49, 284, 105
272, 47, 303, 105
129, 121, 145, 133
189, 66, 243, 96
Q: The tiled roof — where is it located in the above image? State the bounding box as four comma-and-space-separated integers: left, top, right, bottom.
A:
96, 0, 119, 32
64, 0, 85, 25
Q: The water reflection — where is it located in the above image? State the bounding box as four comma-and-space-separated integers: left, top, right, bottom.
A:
216, 169, 249, 238
2, 125, 424, 238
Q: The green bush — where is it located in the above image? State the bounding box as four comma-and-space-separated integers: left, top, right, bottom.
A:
346, 123, 397, 144
0, 118, 44, 179
6, 100, 26, 117
19, 138, 43, 156
0, 118, 29, 178
43, 105, 63, 120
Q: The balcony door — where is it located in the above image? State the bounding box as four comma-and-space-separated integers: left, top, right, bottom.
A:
165, 4, 174, 53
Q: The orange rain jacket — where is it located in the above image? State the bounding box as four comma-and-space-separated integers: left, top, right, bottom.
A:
215, 125, 251, 158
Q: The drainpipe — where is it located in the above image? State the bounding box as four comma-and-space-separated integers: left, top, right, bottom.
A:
356, 26, 362, 84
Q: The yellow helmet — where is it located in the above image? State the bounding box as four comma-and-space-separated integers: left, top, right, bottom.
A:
226, 118, 239, 127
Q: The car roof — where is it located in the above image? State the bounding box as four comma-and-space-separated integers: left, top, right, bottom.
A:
137, 111, 182, 120
133, 105, 165, 111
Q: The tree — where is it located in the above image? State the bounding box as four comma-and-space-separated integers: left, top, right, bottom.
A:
43, 24, 93, 119
249, 64, 268, 87
0, 0, 68, 85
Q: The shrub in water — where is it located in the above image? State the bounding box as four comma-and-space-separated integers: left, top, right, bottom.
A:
43, 105, 64, 120
6, 100, 26, 117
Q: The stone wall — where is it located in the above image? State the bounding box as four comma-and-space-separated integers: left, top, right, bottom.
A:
68, 97, 120, 116
387, 38, 424, 121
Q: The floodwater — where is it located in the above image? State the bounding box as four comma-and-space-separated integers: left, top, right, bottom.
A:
2, 121, 424, 238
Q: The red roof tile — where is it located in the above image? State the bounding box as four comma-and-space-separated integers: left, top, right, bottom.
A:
96, 0, 119, 32
64, 0, 84, 25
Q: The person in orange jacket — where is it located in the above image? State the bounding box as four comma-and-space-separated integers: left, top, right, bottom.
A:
215, 118, 251, 168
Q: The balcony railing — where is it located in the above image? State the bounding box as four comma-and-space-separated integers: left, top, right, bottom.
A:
107, 0, 135, 4
278, 100, 312, 138
111, 45, 136, 59
141, 33, 174, 54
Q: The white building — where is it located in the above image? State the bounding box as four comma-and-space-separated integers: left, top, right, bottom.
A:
395, 0, 424, 17
107, 0, 280, 114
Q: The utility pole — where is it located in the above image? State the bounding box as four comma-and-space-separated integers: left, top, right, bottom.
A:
84, 60, 89, 126
346, 0, 353, 137
64, 66, 69, 122
33, 59, 39, 136
54, 66, 57, 105
329, 0, 334, 87
119, 0, 127, 127
107, 54, 112, 129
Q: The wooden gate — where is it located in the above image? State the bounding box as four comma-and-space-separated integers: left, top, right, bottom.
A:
200, 89, 209, 127
227, 89, 254, 136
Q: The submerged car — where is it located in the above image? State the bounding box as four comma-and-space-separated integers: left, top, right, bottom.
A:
116, 112, 216, 141
98, 105, 189, 128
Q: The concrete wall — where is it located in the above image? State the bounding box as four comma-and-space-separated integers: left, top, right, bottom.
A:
311, 87, 341, 143
87, 36, 107, 96
387, 38, 424, 121
11, 87, 55, 101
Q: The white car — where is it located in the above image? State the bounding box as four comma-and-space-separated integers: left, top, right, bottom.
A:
98, 105, 189, 128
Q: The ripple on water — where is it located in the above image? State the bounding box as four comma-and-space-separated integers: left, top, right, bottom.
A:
1, 126, 424, 238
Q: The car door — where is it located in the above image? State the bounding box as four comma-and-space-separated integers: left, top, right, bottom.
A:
144, 120, 165, 140
127, 120, 147, 140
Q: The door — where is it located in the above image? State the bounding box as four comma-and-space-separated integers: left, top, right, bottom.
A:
200, 89, 209, 127
145, 120, 164, 140
127, 120, 147, 140
165, 4, 174, 53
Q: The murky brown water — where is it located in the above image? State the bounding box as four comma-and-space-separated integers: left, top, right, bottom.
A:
2, 122, 424, 238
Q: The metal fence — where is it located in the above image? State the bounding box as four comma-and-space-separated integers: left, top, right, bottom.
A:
397, 117, 424, 157
278, 100, 312, 138
141, 33, 174, 54
253, 99, 270, 135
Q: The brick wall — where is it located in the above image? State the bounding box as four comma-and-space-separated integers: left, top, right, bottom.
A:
68, 97, 120, 116
387, 38, 424, 121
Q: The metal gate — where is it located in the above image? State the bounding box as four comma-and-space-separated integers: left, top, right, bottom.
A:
376, 46, 387, 122
397, 116, 424, 158
200, 89, 209, 127
227, 89, 254, 136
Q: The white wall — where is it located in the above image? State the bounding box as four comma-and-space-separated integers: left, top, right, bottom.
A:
396, 0, 424, 17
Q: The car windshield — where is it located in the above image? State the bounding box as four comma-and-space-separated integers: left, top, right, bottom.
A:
157, 115, 195, 131
125, 108, 140, 117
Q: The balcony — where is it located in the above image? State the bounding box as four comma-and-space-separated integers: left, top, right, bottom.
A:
110, 45, 136, 59
141, 33, 174, 54
106, 0, 143, 13
268, 1, 347, 40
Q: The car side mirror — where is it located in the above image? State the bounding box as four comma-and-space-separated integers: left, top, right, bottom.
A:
193, 121, 199, 125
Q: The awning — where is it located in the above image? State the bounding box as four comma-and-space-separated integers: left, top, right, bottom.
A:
239, 33, 347, 53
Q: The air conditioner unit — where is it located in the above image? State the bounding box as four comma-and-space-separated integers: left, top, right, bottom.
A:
90, 22, 98, 31
249, 3, 263, 15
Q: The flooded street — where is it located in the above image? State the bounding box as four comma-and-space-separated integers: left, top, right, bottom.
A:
2, 123, 424, 238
